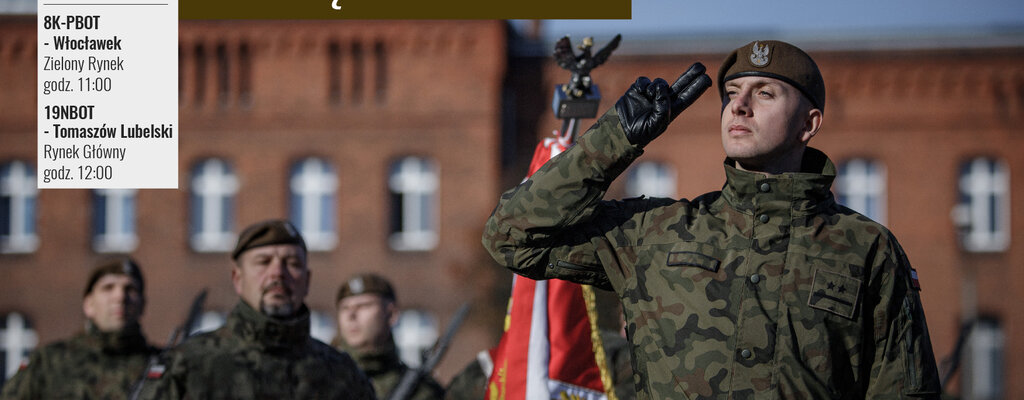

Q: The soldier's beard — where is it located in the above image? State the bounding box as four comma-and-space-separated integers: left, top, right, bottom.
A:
261, 300, 296, 318
260, 281, 296, 318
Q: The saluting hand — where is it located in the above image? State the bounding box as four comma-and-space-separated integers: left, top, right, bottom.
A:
614, 62, 712, 147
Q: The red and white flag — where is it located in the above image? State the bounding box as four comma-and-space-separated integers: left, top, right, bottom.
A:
486, 132, 615, 400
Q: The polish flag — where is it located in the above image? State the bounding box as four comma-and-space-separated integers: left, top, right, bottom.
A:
486, 132, 615, 400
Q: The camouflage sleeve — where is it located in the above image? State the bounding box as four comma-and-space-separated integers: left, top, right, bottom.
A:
0, 349, 39, 400
482, 108, 645, 290
0, 345, 49, 398
135, 349, 185, 400
864, 236, 941, 398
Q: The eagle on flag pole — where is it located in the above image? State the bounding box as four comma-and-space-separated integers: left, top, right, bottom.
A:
485, 35, 622, 400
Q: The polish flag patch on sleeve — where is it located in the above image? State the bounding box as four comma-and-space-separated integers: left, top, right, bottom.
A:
146, 364, 166, 379
910, 267, 921, 291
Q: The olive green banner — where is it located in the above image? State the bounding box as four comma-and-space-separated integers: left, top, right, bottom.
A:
180, 0, 631, 19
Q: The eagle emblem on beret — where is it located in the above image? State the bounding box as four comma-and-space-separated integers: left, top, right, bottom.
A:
750, 41, 770, 67
348, 277, 365, 294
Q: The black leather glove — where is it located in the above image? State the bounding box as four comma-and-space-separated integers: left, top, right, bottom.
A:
614, 62, 712, 147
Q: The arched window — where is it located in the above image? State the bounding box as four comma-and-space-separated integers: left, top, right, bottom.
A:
310, 310, 337, 345
0, 161, 38, 254
392, 309, 438, 368
289, 158, 338, 251
388, 157, 439, 251
92, 189, 138, 253
1, 312, 37, 381
955, 157, 1010, 252
189, 159, 239, 252
836, 158, 887, 224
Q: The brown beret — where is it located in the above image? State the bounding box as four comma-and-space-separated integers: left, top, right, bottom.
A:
337, 273, 396, 303
718, 40, 825, 112
84, 256, 144, 297
231, 219, 307, 260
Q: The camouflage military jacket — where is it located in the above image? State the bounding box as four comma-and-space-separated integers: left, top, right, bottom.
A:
338, 336, 444, 400
483, 110, 941, 399
141, 301, 375, 400
0, 323, 156, 400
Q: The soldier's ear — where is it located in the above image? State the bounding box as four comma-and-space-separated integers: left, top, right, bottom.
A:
800, 106, 822, 143
386, 301, 399, 326
231, 267, 243, 295
82, 294, 96, 319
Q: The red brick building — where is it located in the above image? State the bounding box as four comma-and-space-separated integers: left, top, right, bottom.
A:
1, 18, 509, 384
2, 17, 1023, 398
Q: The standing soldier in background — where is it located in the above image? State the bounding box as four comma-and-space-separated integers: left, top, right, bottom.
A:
483, 40, 941, 398
334, 273, 445, 400
141, 219, 375, 399
0, 256, 157, 400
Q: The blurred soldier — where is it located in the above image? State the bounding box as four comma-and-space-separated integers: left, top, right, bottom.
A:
0, 256, 157, 400
334, 273, 445, 400
483, 40, 941, 398
142, 219, 375, 399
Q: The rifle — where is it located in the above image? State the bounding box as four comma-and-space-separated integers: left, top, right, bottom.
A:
386, 302, 470, 400
128, 288, 208, 400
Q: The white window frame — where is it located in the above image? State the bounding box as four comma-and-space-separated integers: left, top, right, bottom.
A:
956, 157, 1010, 252
836, 158, 887, 224
309, 310, 337, 345
393, 309, 438, 368
625, 161, 677, 198
1, 312, 38, 380
92, 189, 138, 253
388, 156, 439, 251
190, 311, 227, 336
0, 161, 38, 254
189, 159, 239, 252
289, 158, 338, 251
968, 318, 1004, 400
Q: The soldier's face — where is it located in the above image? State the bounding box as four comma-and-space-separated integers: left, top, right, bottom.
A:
233, 244, 310, 318
720, 76, 821, 172
83, 274, 144, 332
336, 293, 396, 352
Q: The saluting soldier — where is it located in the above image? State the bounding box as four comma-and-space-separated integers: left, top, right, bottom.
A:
141, 219, 375, 399
334, 273, 445, 400
483, 40, 941, 399
0, 257, 157, 400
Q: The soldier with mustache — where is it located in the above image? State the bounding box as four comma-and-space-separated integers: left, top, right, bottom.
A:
141, 219, 375, 399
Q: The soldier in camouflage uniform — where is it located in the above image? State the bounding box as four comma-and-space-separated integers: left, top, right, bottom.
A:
333, 273, 445, 400
141, 219, 375, 399
0, 256, 157, 400
483, 40, 941, 399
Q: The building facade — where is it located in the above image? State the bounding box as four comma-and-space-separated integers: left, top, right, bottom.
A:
1, 18, 509, 384
1, 17, 1023, 398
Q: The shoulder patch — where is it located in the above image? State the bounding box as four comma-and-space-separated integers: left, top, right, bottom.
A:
909, 267, 921, 291
146, 364, 166, 379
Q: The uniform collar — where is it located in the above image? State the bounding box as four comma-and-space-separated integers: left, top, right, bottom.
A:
335, 333, 403, 375
226, 300, 311, 351
82, 321, 150, 355
720, 147, 836, 216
